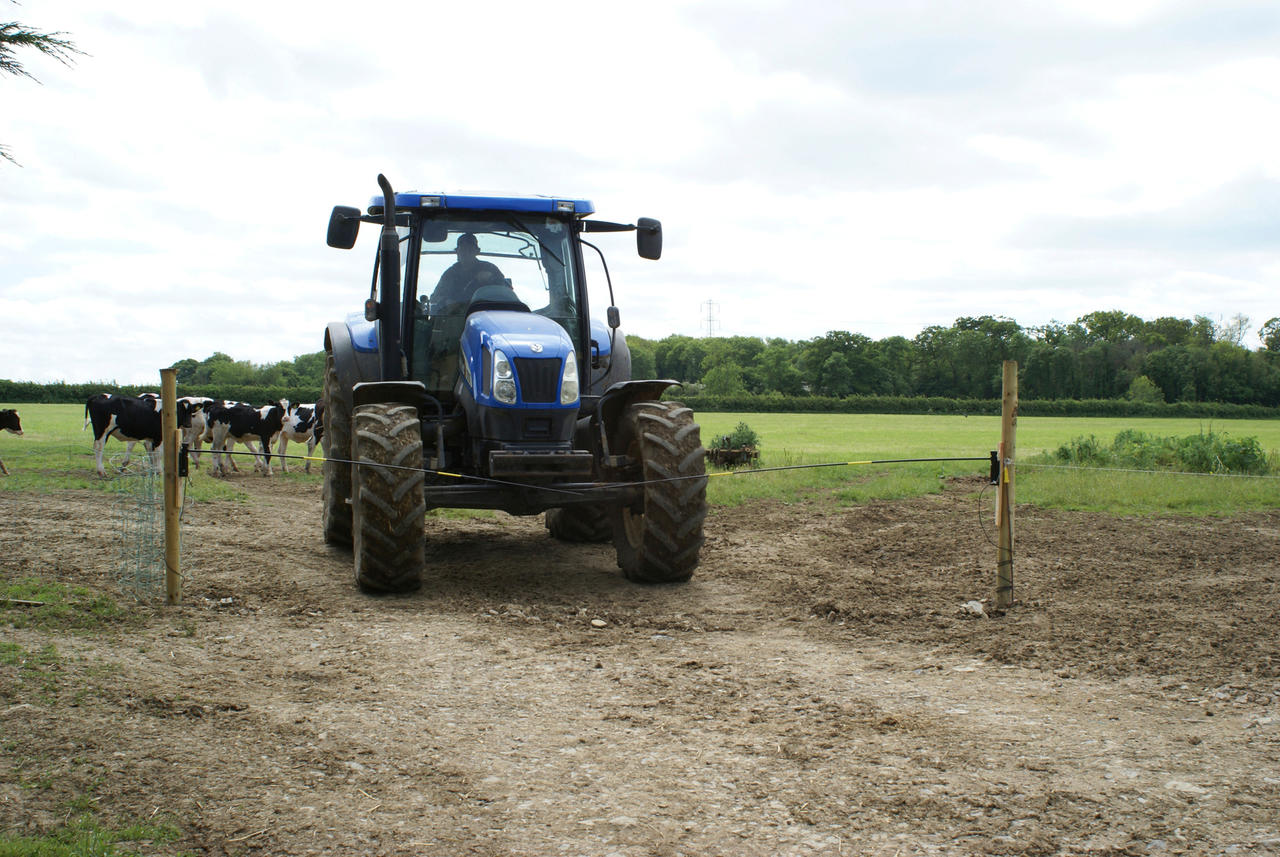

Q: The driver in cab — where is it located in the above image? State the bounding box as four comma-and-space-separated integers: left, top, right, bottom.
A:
427, 232, 505, 315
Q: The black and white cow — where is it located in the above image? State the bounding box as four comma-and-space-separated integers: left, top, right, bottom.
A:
177, 396, 216, 468
83, 393, 159, 466
196, 400, 255, 472
208, 401, 288, 477
84, 394, 193, 477
277, 403, 323, 473
0, 408, 22, 476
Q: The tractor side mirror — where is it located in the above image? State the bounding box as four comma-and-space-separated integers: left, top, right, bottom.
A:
636, 217, 662, 260
607, 306, 621, 329
327, 206, 361, 249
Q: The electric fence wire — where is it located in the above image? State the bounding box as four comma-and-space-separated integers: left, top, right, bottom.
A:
224, 448, 998, 496
19, 445, 1279, 485
1019, 461, 1280, 480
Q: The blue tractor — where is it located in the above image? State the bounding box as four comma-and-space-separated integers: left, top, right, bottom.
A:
323, 175, 708, 592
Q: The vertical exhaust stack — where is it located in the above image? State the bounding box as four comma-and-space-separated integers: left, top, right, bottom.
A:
376, 174, 403, 382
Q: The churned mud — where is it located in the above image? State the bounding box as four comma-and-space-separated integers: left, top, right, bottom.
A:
2, 476, 1278, 855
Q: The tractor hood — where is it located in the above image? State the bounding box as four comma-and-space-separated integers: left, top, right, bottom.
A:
460, 311, 579, 409
470, 311, 574, 360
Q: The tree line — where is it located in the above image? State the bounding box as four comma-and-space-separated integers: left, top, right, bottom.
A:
627, 312, 1280, 407
4, 313, 1280, 413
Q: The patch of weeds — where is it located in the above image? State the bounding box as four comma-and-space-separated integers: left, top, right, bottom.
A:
0, 812, 183, 856
1049, 428, 1274, 475
1, 578, 130, 633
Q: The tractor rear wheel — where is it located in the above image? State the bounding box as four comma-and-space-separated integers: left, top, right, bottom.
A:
321, 353, 353, 547
610, 400, 707, 583
352, 402, 426, 593
545, 505, 611, 543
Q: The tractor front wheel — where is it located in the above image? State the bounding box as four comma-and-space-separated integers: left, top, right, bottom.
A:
352, 402, 426, 593
610, 401, 707, 583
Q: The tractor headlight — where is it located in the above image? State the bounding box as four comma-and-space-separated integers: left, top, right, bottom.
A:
492, 349, 517, 404
559, 352, 579, 404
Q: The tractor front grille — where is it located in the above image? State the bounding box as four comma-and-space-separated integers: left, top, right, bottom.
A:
514, 357, 560, 403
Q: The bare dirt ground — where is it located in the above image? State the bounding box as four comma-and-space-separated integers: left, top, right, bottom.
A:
2, 475, 1279, 856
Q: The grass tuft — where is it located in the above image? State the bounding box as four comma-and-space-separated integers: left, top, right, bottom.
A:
0, 813, 183, 857
1, 580, 128, 632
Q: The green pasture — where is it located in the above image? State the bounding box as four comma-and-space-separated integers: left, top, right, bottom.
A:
4, 403, 1278, 516
697, 412, 1280, 515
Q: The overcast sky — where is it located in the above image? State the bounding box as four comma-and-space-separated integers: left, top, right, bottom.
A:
3, 0, 1279, 384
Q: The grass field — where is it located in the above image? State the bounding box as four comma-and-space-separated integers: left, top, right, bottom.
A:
696, 412, 1280, 514
4, 403, 1278, 515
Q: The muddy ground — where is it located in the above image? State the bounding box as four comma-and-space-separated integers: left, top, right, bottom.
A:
1, 475, 1278, 856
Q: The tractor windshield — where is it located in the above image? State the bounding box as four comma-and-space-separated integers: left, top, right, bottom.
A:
408, 214, 581, 393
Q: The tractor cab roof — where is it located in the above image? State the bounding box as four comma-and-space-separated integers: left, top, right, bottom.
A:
368, 191, 596, 218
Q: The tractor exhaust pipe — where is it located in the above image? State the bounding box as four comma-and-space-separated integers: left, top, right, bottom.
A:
376, 174, 403, 382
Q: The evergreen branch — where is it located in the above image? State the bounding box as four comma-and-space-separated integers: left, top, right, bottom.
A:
0, 21, 84, 81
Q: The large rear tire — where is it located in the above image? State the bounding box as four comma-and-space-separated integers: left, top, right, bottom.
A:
545, 505, 612, 543
352, 403, 426, 593
610, 401, 707, 583
321, 353, 353, 547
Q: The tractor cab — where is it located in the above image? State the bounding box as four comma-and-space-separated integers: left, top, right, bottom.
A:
404, 212, 587, 402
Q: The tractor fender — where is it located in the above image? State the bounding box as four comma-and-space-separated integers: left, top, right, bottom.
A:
324, 321, 380, 413
593, 379, 681, 463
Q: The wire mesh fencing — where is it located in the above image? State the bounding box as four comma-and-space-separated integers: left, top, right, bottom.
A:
109, 452, 167, 602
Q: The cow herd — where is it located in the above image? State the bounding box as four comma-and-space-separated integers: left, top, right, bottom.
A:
74, 394, 324, 478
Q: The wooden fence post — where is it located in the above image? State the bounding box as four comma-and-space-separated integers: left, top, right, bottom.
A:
995, 360, 1017, 610
160, 368, 182, 605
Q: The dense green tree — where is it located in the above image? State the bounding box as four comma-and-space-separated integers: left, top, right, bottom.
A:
1078, 340, 1141, 399
1076, 310, 1145, 344
1139, 316, 1194, 348
868, 336, 915, 395
701, 364, 747, 396
289, 352, 326, 385
172, 358, 200, 385
913, 317, 1029, 399
627, 337, 657, 380
1125, 375, 1163, 403
814, 353, 854, 397
1021, 343, 1081, 399
1260, 317, 1280, 353
800, 331, 875, 395
1143, 345, 1203, 402
209, 359, 257, 387
654, 335, 707, 383
701, 336, 766, 393
1189, 315, 1217, 348
188, 352, 235, 385
756, 341, 805, 395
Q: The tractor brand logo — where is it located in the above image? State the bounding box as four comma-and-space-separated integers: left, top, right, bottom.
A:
529, 343, 544, 353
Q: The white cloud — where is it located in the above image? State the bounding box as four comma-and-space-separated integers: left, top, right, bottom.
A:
2, 0, 1279, 384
